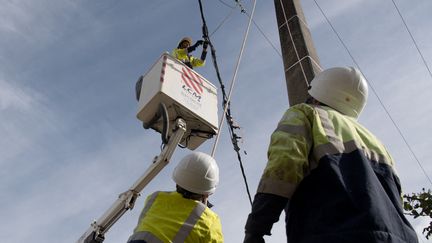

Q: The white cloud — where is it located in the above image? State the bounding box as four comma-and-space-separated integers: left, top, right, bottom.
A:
0, 79, 35, 111
411, 216, 432, 242
0, 126, 159, 242
0, 79, 52, 164
0, 1, 32, 36
302, 0, 364, 30
0, 2, 52, 43
2, 1, 432, 242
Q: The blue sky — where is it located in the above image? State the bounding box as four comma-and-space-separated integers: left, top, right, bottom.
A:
1, 0, 432, 242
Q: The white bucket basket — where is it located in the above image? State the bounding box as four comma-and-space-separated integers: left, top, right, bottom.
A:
136, 53, 218, 150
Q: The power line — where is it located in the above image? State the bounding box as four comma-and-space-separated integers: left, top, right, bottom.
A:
242, 1, 321, 69
243, 11, 283, 59
390, 0, 432, 83
312, 0, 432, 187
197, 0, 255, 206
214, 0, 283, 59
217, 0, 236, 9
209, 7, 236, 37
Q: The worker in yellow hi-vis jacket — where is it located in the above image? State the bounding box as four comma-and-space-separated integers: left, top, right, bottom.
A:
127, 152, 223, 243
244, 67, 418, 243
172, 37, 208, 69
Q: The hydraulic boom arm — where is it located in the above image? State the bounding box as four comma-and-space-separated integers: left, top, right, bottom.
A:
77, 118, 187, 243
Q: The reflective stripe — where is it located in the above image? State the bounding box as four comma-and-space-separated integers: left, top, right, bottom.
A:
137, 192, 159, 221
274, 123, 311, 144
135, 191, 207, 243
314, 140, 357, 161
314, 140, 392, 165
343, 140, 359, 153
314, 143, 341, 161
356, 143, 392, 165
172, 202, 206, 242
257, 177, 297, 198
315, 107, 344, 150
127, 231, 163, 243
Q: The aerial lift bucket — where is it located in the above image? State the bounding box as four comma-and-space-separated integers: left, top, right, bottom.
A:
136, 52, 218, 149
77, 54, 219, 243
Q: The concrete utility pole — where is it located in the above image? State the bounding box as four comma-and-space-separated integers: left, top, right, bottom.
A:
274, 0, 321, 106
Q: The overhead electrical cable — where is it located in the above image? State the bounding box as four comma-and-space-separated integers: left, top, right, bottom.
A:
214, 0, 282, 59
218, 0, 236, 9
209, 7, 236, 37
243, 10, 283, 59
390, 0, 432, 82
313, 0, 432, 187
197, 0, 256, 206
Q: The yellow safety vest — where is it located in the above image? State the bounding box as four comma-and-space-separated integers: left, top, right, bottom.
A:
257, 103, 394, 199
172, 48, 205, 68
127, 191, 223, 243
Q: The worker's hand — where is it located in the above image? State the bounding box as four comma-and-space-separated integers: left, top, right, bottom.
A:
195, 40, 204, 46
203, 40, 209, 49
188, 40, 202, 53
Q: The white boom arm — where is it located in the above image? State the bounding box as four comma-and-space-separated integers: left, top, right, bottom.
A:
77, 118, 187, 243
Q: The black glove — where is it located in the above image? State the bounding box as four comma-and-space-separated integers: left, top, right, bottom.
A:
203, 40, 209, 50
188, 40, 205, 53
201, 50, 207, 61
187, 41, 201, 52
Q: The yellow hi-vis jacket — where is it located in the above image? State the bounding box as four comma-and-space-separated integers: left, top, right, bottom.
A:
245, 103, 418, 243
172, 48, 205, 68
258, 103, 394, 198
127, 191, 223, 243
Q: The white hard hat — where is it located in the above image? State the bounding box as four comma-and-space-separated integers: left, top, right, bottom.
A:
308, 66, 368, 119
172, 152, 219, 195
178, 37, 192, 47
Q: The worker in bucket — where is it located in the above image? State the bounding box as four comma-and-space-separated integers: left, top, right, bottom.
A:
172, 36, 208, 69
243, 67, 418, 243
127, 152, 223, 243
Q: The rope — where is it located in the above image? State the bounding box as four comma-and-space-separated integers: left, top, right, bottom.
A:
197, 0, 255, 206
390, 0, 432, 82
313, 0, 432, 187
277, 0, 309, 88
